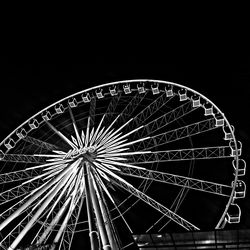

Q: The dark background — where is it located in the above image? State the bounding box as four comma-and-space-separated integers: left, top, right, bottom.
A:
0, 50, 249, 234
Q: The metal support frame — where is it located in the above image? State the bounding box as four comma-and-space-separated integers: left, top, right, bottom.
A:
126, 92, 175, 131
0, 153, 47, 163
89, 97, 96, 128
119, 167, 231, 196
87, 162, 111, 250
83, 162, 99, 250
103, 93, 122, 126
132, 100, 198, 140
23, 136, 58, 151
133, 118, 217, 151
118, 93, 146, 125
127, 146, 231, 164
110, 174, 199, 231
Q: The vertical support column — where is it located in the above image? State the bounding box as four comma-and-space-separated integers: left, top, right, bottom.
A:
87, 162, 111, 250
83, 162, 99, 250
96, 183, 120, 249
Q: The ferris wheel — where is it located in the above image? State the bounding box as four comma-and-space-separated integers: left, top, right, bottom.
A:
0, 80, 246, 250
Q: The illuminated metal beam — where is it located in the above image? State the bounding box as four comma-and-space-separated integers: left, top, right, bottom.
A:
23, 135, 58, 151
132, 118, 217, 151
125, 146, 232, 164
131, 100, 199, 140
119, 167, 231, 196
109, 173, 199, 231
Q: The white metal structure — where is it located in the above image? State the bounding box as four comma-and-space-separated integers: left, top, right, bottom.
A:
0, 80, 245, 250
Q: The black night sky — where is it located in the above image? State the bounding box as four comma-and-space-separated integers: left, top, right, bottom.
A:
0, 48, 250, 248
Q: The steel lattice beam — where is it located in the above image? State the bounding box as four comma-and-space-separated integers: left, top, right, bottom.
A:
132, 100, 198, 140
133, 118, 217, 151
103, 93, 122, 126
23, 136, 58, 151
135, 93, 172, 125
119, 167, 231, 196
119, 93, 146, 124
60, 193, 85, 250
110, 175, 199, 231
126, 93, 175, 131
0, 168, 42, 184
0, 179, 44, 205
0, 212, 34, 248
89, 97, 96, 128
0, 153, 47, 163
126, 146, 231, 164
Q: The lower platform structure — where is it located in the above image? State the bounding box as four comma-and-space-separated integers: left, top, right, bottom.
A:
133, 229, 250, 250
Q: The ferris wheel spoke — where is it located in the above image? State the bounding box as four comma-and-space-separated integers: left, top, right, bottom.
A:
95, 116, 132, 147
22, 135, 59, 151
118, 167, 232, 196
146, 187, 187, 233
103, 93, 122, 126
117, 92, 147, 125
34, 168, 82, 246
0, 168, 43, 184
126, 92, 175, 132
36, 196, 72, 246
89, 96, 96, 128
52, 175, 82, 250
60, 193, 85, 250
0, 177, 46, 206
89, 114, 106, 146
132, 118, 218, 151
0, 208, 35, 249
93, 169, 133, 236
0, 158, 81, 233
8, 172, 74, 250
109, 174, 199, 231
38, 171, 84, 250
131, 100, 198, 140
6, 161, 81, 249
45, 120, 77, 149
0, 153, 48, 163
68, 106, 83, 148
96, 126, 145, 153
127, 146, 232, 164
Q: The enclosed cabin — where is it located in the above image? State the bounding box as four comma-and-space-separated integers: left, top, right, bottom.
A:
16, 128, 27, 139
137, 82, 146, 94
68, 97, 78, 108
165, 84, 174, 97
203, 102, 214, 116
178, 88, 188, 101
81, 92, 91, 103
232, 180, 246, 199
191, 94, 201, 108
223, 125, 235, 141
123, 83, 131, 94
29, 118, 39, 130
55, 103, 65, 114
109, 85, 118, 96
42, 110, 52, 121
95, 88, 104, 99
151, 82, 160, 95
213, 112, 224, 127
226, 203, 241, 223
229, 140, 242, 157
232, 159, 246, 176
4, 138, 15, 150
